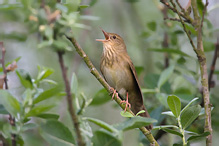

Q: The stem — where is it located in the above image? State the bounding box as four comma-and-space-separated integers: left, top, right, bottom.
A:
68, 36, 159, 146
191, 1, 212, 145
0, 42, 16, 146
177, 117, 186, 146
57, 51, 85, 146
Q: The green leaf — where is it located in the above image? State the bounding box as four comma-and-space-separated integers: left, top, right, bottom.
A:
70, 73, 78, 96
136, 110, 146, 116
181, 97, 199, 114
185, 24, 197, 35
16, 69, 33, 89
180, 105, 201, 129
197, 0, 204, 17
36, 66, 54, 82
157, 65, 175, 89
120, 111, 134, 117
116, 117, 157, 131
167, 95, 181, 118
79, 5, 89, 9
203, 41, 215, 52
92, 130, 121, 146
0, 90, 20, 117
0, 105, 9, 115
153, 125, 178, 130
90, 88, 111, 106
147, 21, 157, 31
22, 123, 37, 131
33, 86, 61, 104
161, 111, 175, 117
162, 128, 183, 137
0, 56, 21, 72
25, 105, 55, 118
36, 113, 60, 120
148, 48, 191, 57
187, 132, 210, 141
41, 120, 75, 145
44, 25, 53, 40
85, 117, 117, 133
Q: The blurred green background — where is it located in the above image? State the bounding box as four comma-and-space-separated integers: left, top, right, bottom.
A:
0, 0, 219, 145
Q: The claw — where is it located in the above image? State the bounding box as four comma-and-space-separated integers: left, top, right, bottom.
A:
111, 88, 119, 100
120, 92, 131, 112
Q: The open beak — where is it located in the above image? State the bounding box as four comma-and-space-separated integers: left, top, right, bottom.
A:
96, 28, 110, 42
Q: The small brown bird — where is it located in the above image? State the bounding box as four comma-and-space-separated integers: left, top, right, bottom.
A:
96, 29, 152, 130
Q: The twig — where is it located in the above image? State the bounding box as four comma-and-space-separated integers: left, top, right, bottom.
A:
57, 51, 85, 146
0, 42, 16, 146
161, 4, 169, 68
164, 17, 190, 23
201, 0, 209, 28
169, 0, 197, 53
68, 36, 159, 146
208, 40, 219, 89
160, 0, 193, 24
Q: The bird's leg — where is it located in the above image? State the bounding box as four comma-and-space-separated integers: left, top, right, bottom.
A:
120, 92, 131, 112
110, 87, 119, 100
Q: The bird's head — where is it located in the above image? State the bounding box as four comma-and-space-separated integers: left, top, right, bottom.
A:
96, 29, 126, 52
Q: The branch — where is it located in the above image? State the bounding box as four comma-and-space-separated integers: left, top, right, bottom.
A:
160, 0, 193, 24
57, 51, 85, 146
0, 42, 16, 146
208, 41, 219, 89
68, 36, 159, 146
191, 1, 212, 145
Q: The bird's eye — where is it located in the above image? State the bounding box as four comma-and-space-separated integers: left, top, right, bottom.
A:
113, 35, 116, 39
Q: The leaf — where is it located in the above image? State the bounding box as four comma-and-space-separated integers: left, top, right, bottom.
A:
180, 105, 201, 129
0, 56, 21, 72
167, 95, 181, 118
85, 117, 117, 133
120, 111, 134, 117
153, 125, 178, 130
90, 88, 111, 106
161, 111, 175, 117
70, 73, 78, 96
36, 66, 54, 82
147, 21, 157, 31
22, 123, 37, 131
181, 97, 199, 114
36, 113, 60, 120
148, 48, 191, 57
0, 90, 20, 117
79, 5, 89, 9
157, 65, 175, 89
92, 130, 121, 146
187, 132, 210, 141
0, 105, 9, 115
185, 24, 197, 35
115, 117, 157, 131
25, 105, 55, 118
162, 128, 183, 137
33, 86, 61, 104
16, 69, 33, 89
197, 0, 204, 17
41, 120, 75, 145
136, 110, 146, 116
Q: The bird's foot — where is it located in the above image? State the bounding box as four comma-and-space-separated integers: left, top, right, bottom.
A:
120, 92, 131, 112
111, 88, 119, 100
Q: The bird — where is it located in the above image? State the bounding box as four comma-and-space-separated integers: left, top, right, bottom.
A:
96, 29, 152, 130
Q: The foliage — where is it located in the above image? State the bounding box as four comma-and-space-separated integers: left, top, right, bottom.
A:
0, 0, 218, 146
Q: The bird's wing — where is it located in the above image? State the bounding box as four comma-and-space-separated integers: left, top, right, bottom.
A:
128, 61, 144, 102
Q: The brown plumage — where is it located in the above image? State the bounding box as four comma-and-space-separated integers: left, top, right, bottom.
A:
96, 29, 152, 130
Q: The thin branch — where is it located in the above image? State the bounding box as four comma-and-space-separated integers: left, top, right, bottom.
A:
169, 0, 197, 53
208, 41, 219, 89
163, 17, 190, 23
191, 0, 212, 145
57, 51, 85, 146
160, 0, 193, 24
201, 0, 209, 28
0, 42, 16, 146
68, 36, 159, 146
176, 0, 185, 12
